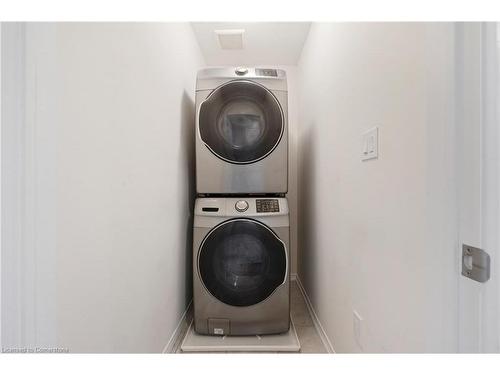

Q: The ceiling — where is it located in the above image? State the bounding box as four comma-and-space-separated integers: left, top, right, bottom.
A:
191, 22, 311, 66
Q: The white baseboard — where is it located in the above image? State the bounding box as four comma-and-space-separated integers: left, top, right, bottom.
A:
162, 300, 193, 353
294, 275, 335, 353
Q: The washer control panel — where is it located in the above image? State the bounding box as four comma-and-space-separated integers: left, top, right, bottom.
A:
256, 199, 280, 213
196, 198, 288, 217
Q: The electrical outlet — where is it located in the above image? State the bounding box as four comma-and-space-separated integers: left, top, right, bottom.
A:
353, 310, 363, 349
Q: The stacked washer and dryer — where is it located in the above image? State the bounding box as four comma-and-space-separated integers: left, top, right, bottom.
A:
193, 67, 290, 336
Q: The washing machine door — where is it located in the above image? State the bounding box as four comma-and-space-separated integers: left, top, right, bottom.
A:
198, 80, 284, 164
198, 218, 287, 307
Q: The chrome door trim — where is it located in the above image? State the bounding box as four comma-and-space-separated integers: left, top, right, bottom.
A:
197, 79, 285, 165
197, 217, 289, 308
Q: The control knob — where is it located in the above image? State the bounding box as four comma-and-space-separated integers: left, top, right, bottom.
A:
235, 67, 248, 75
235, 200, 249, 212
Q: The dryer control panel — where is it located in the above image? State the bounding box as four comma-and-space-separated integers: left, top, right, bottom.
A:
256, 199, 280, 213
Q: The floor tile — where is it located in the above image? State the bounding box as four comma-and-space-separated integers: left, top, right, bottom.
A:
176, 280, 328, 354
295, 325, 328, 353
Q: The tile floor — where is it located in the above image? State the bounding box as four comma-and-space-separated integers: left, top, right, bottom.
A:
173, 280, 328, 353
290, 281, 327, 353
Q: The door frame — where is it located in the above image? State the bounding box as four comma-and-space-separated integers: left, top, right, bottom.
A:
456, 22, 499, 353
1, 22, 29, 349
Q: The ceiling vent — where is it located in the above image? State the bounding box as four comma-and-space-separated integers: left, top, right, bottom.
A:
214, 29, 244, 49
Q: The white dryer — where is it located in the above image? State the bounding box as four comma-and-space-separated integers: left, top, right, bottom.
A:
193, 197, 290, 336
195, 67, 288, 195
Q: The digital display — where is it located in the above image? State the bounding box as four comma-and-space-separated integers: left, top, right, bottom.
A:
256, 199, 279, 213
255, 68, 278, 77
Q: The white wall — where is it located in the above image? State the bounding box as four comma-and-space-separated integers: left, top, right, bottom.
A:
1, 23, 26, 349
2, 23, 204, 352
297, 23, 458, 352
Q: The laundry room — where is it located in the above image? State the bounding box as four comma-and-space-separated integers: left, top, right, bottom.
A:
2, 4, 500, 372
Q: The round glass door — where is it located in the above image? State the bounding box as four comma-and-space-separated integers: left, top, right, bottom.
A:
198, 219, 287, 307
199, 80, 284, 164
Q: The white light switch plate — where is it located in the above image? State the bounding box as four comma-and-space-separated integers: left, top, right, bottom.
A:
361, 127, 378, 161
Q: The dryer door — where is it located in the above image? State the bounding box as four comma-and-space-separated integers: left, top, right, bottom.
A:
198, 218, 287, 307
198, 80, 284, 164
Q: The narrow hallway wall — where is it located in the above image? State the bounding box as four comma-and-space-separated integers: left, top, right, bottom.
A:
2, 23, 205, 352
297, 23, 458, 352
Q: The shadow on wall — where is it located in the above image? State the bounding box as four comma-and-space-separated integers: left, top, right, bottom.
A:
180, 90, 196, 306
298, 124, 317, 289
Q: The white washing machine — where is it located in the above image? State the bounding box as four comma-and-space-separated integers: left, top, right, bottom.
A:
195, 67, 288, 195
193, 197, 290, 336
